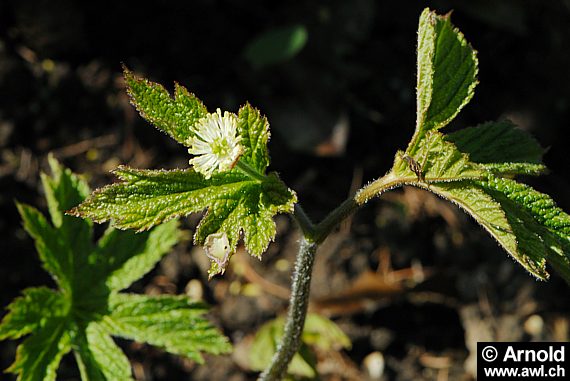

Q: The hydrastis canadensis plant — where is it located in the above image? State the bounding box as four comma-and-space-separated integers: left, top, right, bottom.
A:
8, 7, 566, 381
0, 156, 231, 381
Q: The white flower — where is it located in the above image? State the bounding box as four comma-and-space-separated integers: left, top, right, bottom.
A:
187, 108, 242, 179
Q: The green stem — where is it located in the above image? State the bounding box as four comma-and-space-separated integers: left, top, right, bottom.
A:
355, 171, 410, 204
312, 171, 410, 243
312, 197, 358, 243
293, 204, 316, 239
236, 160, 266, 182
258, 237, 317, 381
258, 172, 409, 381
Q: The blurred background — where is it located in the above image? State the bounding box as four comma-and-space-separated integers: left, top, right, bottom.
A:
1, 0, 569, 380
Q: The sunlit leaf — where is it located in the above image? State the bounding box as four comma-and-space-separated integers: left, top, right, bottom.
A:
103, 294, 231, 363
71, 166, 296, 268
124, 66, 208, 145
410, 8, 478, 155
446, 120, 546, 176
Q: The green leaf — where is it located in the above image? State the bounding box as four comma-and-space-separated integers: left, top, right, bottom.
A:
74, 348, 106, 381
411, 8, 478, 153
237, 103, 271, 173
288, 344, 318, 378
248, 319, 277, 372
42, 156, 94, 276
392, 113, 565, 280
3, 157, 231, 380
71, 166, 296, 259
0, 287, 67, 340
249, 313, 350, 377
430, 181, 548, 279
426, 175, 570, 281
75, 71, 295, 277
446, 120, 546, 176
76, 322, 134, 381
244, 24, 308, 69
96, 220, 180, 292
353, 8, 570, 284
394, 131, 482, 182
301, 313, 351, 351
15, 156, 93, 294
195, 172, 295, 258
69, 167, 234, 230
249, 318, 316, 378
123, 66, 208, 145
103, 294, 232, 363
16, 203, 75, 293
479, 176, 570, 281
41, 154, 91, 227
6, 317, 71, 381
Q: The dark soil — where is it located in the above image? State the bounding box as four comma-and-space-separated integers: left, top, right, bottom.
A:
1, 1, 569, 380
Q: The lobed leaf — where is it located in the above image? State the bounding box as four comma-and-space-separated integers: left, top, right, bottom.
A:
411, 8, 478, 154
3, 157, 234, 380
41, 154, 91, 228
237, 103, 271, 173
70, 166, 296, 259
194, 172, 295, 258
80, 322, 134, 381
16, 203, 75, 293
0, 287, 67, 341
123, 66, 208, 145
102, 294, 232, 363
96, 220, 180, 292
6, 318, 71, 381
76, 70, 291, 276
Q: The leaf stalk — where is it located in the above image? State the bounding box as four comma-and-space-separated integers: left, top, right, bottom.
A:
236, 160, 266, 182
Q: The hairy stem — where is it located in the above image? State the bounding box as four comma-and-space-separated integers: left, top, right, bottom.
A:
313, 171, 409, 243
258, 237, 317, 381
259, 171, 408, 381
355, 171, 409, 204
313, 197, 358, 244
293, 204, 316, 239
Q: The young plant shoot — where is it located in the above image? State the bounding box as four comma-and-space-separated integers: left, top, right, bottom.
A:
4, 7, 568, 381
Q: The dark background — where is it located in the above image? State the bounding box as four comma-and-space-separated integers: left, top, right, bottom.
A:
1, 1, 569, 380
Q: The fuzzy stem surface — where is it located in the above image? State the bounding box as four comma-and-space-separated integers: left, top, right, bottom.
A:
258, 237, 316, 381
259, 172, 406, 380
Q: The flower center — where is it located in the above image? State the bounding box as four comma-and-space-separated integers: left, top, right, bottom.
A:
211, 137, 232, 158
